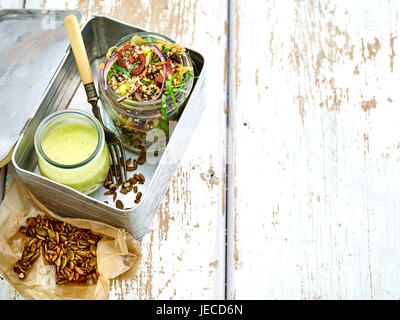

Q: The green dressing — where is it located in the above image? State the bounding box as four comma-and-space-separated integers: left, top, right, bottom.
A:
41, 123, 98, 165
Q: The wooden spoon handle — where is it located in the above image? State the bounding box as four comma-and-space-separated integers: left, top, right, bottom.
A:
64, 15, 93, 85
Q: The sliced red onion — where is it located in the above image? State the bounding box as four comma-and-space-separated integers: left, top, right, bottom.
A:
152, 45, 167, 101
117, 84, 142, 103
102, 53, 118, 88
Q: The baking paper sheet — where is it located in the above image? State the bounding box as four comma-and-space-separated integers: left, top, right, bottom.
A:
0, 178, 142, 300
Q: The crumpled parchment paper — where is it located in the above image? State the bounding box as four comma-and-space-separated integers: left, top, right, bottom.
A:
0, 178, 142, 300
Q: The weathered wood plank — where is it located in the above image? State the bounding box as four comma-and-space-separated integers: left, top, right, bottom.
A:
0, 0, 227, 300
228, 0, 400, 299
0, 0, 24, 301
0, 0, 24, 9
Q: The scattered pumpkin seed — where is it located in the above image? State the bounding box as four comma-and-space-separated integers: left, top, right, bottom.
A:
116, 200, 124, 209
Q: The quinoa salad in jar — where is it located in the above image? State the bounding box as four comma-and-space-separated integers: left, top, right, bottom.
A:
98, 32, 195, 154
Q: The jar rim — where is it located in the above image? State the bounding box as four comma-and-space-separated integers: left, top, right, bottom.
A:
34, 109, 104, 169
99, 32, 194, 113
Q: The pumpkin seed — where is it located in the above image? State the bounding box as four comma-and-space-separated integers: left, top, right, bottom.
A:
77, 250, 88, 258
27, 238, 38, 247
13, 214, 101, 285
36, 228, 47, 237
137, 153, 146, 165
47, 229, 56, 239
89, 257, 97, 266
67, 249, 74, 261
61, 256, 68, 269
79, 239, 89, 246
116, 199, 124, 209
23, 251, 34, 260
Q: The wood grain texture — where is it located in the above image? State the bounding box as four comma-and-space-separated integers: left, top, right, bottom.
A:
0, 0, 24, 8
0, 0, 24, 301
227, 0, 400, 299
0, 0, 227, 299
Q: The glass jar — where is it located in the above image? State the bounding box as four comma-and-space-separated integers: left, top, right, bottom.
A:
34, 109, 110, 195
98, 32, 194, 154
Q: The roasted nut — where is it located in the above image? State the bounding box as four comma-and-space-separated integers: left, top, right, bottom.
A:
24, 251, 34, 260
109, 183, 117, 190
18, 226, 28, 234
13, 214, 101, 286
89, 257, 97, 267
77, 250, 88, 258
79, 239, 89, 246
137, 153, 146, 165
36, 228, 47, 237
116, 200, 124, 209
27, 238, 38, 247
27, 217, 37, 227
61, 256, 68, 270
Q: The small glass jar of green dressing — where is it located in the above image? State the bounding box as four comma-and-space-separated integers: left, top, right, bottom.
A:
34, 109, 110, 194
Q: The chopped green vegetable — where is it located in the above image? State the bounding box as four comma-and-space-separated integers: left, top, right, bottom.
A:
162, 80, 178, 114
142, 46, 152, 55
170, 72, 182, 85
174, 70, 197, 87
143, 37, 159, 43
117, 82, 128, 96
107, 65, 117, 81
145, 52, 152, 66
161, 45, 171, 55
115, 64, 131, 78
130, 60, 138, 71
130, 34, 144, 45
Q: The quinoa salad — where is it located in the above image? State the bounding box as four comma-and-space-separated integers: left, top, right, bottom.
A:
99, 33, 196, 153
101, 34, 194, 110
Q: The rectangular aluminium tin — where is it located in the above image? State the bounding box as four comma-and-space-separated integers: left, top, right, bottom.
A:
12, 15, 206, 240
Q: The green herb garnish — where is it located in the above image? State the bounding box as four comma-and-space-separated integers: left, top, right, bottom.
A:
107, 64, 117, 81
130, 60, 138, 71
161, 94, 167, 120
115, 63, 131, 78
161, 45, 171, 55
159, 71, 198, 121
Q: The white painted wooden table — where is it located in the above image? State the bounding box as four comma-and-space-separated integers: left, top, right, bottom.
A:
2, 0, 400, 300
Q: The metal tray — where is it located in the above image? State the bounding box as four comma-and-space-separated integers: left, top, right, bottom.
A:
0, 9, 83, 167
12, 15, 206, 240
